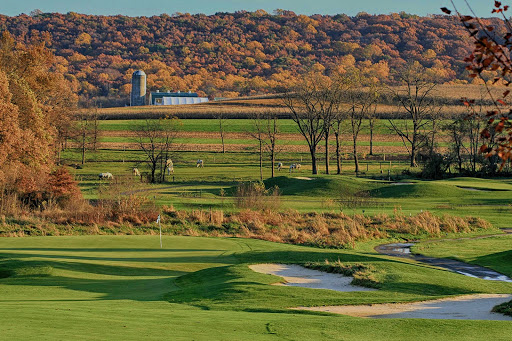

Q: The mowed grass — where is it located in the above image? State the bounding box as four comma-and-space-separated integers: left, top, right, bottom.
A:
1, 235, 512, 340
413, 234, 512, 277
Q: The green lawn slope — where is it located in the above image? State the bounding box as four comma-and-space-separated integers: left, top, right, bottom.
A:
1, 235, 512, 340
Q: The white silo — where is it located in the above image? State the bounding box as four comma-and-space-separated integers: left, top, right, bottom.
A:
130, 70, 146, 106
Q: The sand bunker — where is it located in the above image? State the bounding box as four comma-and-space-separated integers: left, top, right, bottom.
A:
293, 177, 313, 180
295, 294, 512, 320
390, 182, 413, 185
457, 186, 487, 191
249, 264, 375, 292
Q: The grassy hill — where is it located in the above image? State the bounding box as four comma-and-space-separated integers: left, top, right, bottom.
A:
1, 235, 512, 340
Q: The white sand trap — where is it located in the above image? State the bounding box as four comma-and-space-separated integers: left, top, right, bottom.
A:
295, 294, 512, 320
293, 177, 313, 180
249, 264, 376, 292
457, 186, 487, 191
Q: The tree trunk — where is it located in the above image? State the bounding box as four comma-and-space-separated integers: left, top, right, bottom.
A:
353, 136, 359, 174
410, 142, 417, 167
151, 167, 156, 183
325, 128, 330, 175
271, 148, 275, 178
369, 120, 374, 155
310, 146, 318, 175
81, 131, 86, 165
411, 125, 418, 167
335, 131, 341, 175
259, 139, 263, 181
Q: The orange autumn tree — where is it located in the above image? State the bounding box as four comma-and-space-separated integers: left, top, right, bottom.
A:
0, 32, 78, 207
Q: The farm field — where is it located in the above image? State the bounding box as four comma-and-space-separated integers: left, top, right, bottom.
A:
91, 84, 504, 120
1, 235, 512, 340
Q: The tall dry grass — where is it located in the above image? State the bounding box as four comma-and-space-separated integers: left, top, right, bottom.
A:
0, 194, 493, 248
162, 209, 493, 249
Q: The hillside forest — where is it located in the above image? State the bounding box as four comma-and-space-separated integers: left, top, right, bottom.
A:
0, 10, 505, 105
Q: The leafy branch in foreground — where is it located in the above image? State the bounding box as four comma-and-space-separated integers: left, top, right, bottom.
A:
442, 1, 512, 167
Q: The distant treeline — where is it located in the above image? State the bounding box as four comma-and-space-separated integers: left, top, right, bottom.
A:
0, 10, 501, 105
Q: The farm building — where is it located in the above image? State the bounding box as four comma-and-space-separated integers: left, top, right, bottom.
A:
129, 70, 209, 106
149, 90, 209, 105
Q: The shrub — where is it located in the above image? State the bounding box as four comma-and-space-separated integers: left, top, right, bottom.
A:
234, 182, 280, 210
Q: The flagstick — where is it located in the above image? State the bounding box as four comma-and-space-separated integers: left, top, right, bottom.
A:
157, 214, 162, 249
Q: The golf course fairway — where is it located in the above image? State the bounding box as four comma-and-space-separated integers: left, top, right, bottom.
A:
1, 235, 512, 340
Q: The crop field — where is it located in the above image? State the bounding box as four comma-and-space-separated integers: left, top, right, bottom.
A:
92, 84, 504, 120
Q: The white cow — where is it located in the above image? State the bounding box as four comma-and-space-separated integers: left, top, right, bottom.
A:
295, 163, 302, 171
166, 159, 174, 174
196, 159, 204, 168
277, 162, 283, 171
99, 172, 113, 180
132, 168, 140, 176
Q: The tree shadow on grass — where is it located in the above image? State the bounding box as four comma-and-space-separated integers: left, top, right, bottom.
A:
0, 251, 237, 265
471, 250, 512, 277
0, 257, 184, 301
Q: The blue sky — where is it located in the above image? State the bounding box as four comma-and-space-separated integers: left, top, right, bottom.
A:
0, 1, 492, 17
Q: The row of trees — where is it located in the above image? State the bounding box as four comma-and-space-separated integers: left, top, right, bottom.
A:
282, 61, 502, 178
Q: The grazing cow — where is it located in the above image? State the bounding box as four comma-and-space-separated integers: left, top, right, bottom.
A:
196, 159, 204, 168
277, 162, 283, 171
132, 168, 140, 176
99, 172, 113, 180
289, 164, 296, 173
295, 163, 302, 171
165, 159, 174, 175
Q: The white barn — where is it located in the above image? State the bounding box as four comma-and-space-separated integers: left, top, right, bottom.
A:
150, 90, 209, 106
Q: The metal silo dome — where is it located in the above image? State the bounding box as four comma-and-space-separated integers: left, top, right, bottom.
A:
132, 70, 146, 76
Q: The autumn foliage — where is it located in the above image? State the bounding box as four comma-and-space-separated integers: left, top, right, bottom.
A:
0, 32, 78, 208
0, 10, 484, 103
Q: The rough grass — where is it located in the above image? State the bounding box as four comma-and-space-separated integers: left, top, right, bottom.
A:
2, 205, 494, 250
493, 301, 512, 316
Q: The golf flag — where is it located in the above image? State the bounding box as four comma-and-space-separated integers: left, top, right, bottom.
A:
157, 214, 162, 249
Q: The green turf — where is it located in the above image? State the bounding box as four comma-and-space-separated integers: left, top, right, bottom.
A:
1, 235, 512, 340
413, 234, 512, 277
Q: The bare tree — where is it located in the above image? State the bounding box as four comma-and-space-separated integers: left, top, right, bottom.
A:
333, 110, 345, 175
283, 72, 345, 175
345, 73, 380, 174
72, 110, 100, 165
250, 113, 280, 179
217, 113, 227, 154
133, 118, 179, 183
251, 115, 265, 181
387, 64, 440, 167
368, 107, 377, 156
